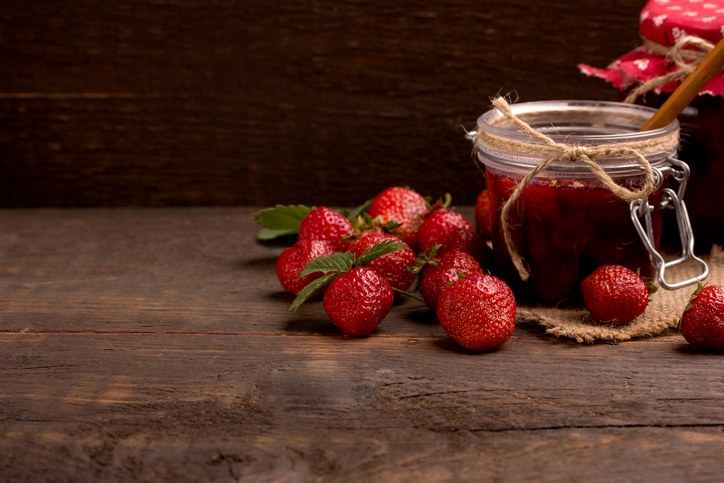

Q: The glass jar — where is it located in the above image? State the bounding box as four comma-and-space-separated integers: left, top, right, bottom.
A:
578, 0, 724, 252
628, 93, 724, 253
473, 100, 706, 306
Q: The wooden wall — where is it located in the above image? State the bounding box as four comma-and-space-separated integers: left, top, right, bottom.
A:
0, 1, 647, 208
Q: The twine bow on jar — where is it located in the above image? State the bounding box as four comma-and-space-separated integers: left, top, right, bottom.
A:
475, 97, 680, 281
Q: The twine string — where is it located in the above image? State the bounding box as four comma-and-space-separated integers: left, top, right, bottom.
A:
481, 97, 669, 281
624, 35, 717, 103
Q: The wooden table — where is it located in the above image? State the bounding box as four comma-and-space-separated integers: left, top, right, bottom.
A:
2, 207, 723, 482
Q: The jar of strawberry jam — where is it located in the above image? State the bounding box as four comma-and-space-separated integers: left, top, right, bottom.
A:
579, 0, 724, 252
473, 100, 707, 306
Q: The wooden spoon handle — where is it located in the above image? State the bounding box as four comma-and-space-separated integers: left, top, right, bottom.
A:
640, 37, 724, 132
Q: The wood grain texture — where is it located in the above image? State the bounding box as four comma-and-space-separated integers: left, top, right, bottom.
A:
0, 1, 646, 207
1, 207, 724, 481
2, 332, 724, 482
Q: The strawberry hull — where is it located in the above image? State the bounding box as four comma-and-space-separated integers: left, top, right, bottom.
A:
486, 168, 667, 306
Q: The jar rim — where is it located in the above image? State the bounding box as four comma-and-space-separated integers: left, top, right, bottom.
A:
474, 100, 680, 176
476, 100, 679, 144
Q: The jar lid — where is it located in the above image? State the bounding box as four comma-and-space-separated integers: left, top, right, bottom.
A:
579, 0, 724, 97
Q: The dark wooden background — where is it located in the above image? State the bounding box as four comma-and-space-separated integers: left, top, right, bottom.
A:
0, 1, 646, 208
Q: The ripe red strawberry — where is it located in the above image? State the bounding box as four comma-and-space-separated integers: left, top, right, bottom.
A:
368, 187, 428, 252
439, 228, 492, 270
437, 273, 516, 351
276, 239, 338, 297
348, 232, 416, 291
581, 265, 650, 325
419, 250, 484, 312
679, 284, 724, 350
323, 267, 394, 336
418, 209, 474, 254
475, 189, 492, 239
298, 206, 354, 251
288, 239, 407, 336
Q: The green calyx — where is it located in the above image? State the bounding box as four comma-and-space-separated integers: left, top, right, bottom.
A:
425, 193, 452, 214
677, 281, 707, 330
407, 244, 442, 275
289, 240, 406, 312
444, 271, 468, 290
636, 268, 659, 298
343, 213, 402, 242
684, 281, 706, 312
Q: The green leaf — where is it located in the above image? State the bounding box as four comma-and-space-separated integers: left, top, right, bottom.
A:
289, 273, 338, 312
355, 240, 406, 267
255, 228, 298, 241
300, 252, 356, 276
253, 205, 313, 231
347, 198, 374, 220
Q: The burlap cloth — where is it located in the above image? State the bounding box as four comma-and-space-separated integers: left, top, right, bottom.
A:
516, 245, 723, 343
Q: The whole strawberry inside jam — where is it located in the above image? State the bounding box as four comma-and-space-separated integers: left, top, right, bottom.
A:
486, 168, 668, 306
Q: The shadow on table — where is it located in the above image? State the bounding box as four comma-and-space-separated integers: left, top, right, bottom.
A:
284, 315, 341, 337
674, 343, 724, 355
237, 256, 278, 272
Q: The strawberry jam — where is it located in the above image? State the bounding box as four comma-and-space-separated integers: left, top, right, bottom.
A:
473, 100, 682, 306
485, 168, 669, 306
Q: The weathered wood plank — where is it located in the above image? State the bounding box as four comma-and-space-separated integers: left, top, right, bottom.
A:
0, 1, 646, 207
2, 332, 723, 481
1, 206, 724, 481
0, 206, 456, 337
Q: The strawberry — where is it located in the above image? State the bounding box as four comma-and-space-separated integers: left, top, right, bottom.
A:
323, 267, 394, 336
418, 209, 474, 254
348, 232, 416, 291
581, 265, 650, 326
436, 273, 516, 351
439, 228, 492, 270
298, 206, 354, 251
368, 187, 429, 252
288, 240, 406, 336
679, 283, 724, 350
475, 189, 492, 239
417, 249, 484, 312
276, 239, 338, 297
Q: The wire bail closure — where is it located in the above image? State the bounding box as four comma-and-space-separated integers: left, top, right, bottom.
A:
630, 156, 708, 290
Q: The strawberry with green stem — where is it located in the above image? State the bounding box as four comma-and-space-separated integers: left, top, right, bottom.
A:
368, 186, 429, 253
438, 228, 492, 270
581, 265, 654, 326
298, 206, 355, 251
276, 239, 338, 298
437, 273, 517, 351
289, 240, 412, 336
679, 283, 724, 350
410, 245, 484, 312
418, 194, 474, 254
348, 231, 416, 292
253, 199, 372, 241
